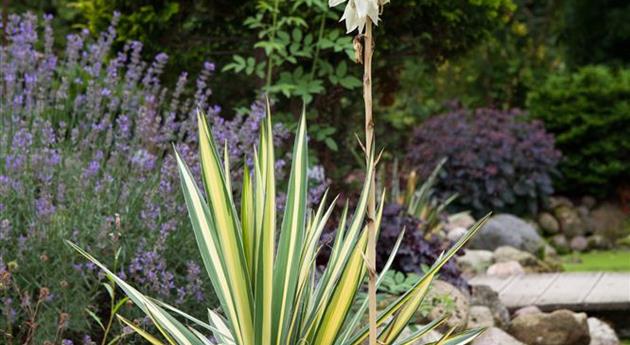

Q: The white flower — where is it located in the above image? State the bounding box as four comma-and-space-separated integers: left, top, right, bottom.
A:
329, 0, 389, 34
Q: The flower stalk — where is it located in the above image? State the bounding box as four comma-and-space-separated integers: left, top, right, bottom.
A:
361, 18, 378, 345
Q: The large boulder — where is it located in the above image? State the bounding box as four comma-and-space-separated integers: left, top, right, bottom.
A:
538, 212, 560, 235
468, 306, 495, 328
509, 309, 591, 345
487, 261, 525, 277
470, 214, 545, 254
590, 203, 629, 241
588, 317, 620, 345
472, 327, 525, 345
456, 249, 494, 276
471, 285, 510, 329
417, 280, 470, 332
555, 205, 586, 238
513, 305, 542, 318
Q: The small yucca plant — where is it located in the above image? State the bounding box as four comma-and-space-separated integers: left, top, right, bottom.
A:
398, 159, 457, 236
69, 104, 487, 345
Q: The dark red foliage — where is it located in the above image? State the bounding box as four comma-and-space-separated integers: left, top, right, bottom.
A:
376, 203, 469, 291
406, 108, 561, 215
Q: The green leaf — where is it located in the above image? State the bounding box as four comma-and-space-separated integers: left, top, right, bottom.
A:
336, 61, 347, 77
292, 28, 303, 42
339, 76, 362, 89
86, 308, 105, 331
324, 137, 338, 151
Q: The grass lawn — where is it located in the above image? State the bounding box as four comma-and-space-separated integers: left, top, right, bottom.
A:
562, 251, 630, 345
561, 250, 630, 272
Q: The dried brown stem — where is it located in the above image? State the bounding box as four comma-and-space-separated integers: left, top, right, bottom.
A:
363, 19, 378, 345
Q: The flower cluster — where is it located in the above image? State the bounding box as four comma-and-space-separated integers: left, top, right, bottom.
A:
329, 0, 390, 33
0, 12, 327, 343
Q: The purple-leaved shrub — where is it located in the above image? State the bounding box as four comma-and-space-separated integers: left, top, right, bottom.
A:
376, 203, 468, 291
406, 107, 561, 215
0, 12, 328, 344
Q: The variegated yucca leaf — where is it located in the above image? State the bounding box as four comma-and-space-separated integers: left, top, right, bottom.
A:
69, 102, 488, 345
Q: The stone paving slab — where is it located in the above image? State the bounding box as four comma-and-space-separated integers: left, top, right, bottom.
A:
470, 272, 630, 311
536, 272, 602, 308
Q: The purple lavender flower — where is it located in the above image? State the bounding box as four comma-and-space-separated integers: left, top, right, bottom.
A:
82, 160, 101, 179
35, 195, 56, 219
0, 13, 327, 341
0, 220, 11, 241
82, 335, 96, 345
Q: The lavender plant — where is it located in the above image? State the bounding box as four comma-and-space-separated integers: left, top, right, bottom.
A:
0, 12, 327, 344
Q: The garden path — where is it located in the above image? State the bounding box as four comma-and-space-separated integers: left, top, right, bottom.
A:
470, 272, 630, 311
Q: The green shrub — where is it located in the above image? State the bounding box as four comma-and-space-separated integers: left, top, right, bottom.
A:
527, 65, 630, 195
562, 0, 630, 67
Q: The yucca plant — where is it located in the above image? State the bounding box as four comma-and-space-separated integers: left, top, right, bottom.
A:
68, 105, 488, 345
393, 158, 457, 237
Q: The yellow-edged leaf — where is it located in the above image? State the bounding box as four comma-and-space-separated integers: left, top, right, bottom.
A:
117, 315, 169, 345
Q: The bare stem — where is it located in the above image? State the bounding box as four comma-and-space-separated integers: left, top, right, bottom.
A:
363, 19, 378, 345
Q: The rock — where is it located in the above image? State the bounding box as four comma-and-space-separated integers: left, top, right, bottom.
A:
447, 226, 468, 242
590, 203, 629, 241
587, 234, 611, 250
513, 305, 542, 318
577, 205, 590, 218
472, 327, 525, 345
588, 317, 620, 345
471, 285, 510, 329
509, 309, 591, 345
468, 306, 495, 328
418, 329, 442, 343
493, 246, 541, 268
456, 249, 494, 276
538, 212, 560, 235
543, 244, 558, 259
578, 206, 595, 235
570, 236, 588, 252
555, 205, 586, 237
581, 196, 597, 210
470, 214, 545, 254
541, 256, 564, 273
487, 261, 525, 277
446, 212, 476, 231
549, 196, 574, 209
420, 280, 470, 332
617, 233, 630, 247
551, 234, 571, 254
578, 206, 596, 235
493, 246, 553, 273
